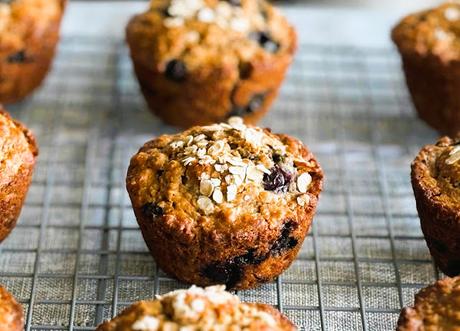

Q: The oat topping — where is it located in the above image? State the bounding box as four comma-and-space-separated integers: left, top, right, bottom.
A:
127, 286, 281, 330
132, 316, 160, 331
158, 0, 265, 34
446, 145, 460, 165
444, 6, 460, 21
167, 117, 313, 215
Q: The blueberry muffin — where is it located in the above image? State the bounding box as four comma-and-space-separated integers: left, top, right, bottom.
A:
0, 285, 24, 331
126, 117, 323, 290
0, 108, 38, 243
411, 136, 460, 276
392, 3, 460, 135
0, 0, 66, 104
96, 285, 296, 331
126, 0, 297, 128
397, 276, 460, 330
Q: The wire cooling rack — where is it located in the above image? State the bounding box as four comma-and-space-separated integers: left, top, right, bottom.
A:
0, 37, 443, 330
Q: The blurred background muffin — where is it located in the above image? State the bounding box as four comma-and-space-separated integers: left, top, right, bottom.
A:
392, 2, 460, 136
126, 0, 297, 128
0, 0, 66, 104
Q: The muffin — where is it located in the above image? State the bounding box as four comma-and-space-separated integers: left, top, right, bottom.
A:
0, 285, 24, 331
0, 108, 38, 243
126, 0, 297, 128
96, 285, 296, 331
0, 0, 66, 104
392, 3, 460, 136
411, 136, 460, 276
126, 117, 323, 290
397, 276, 460, 330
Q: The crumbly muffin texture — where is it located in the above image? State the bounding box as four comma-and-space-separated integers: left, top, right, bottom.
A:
411, 136, 460, 276
0, 111, 36, 187
126, 0, 297, 127
0, 286, 24, 331
130, 0, 292, 73
126, 117, 323, 289
435, 141, 460, 208
0, 109, 38, 243
96, 285, 296, 331
128, 117, 317, 228
397, 276, 460, 331
392, 2, 460, 62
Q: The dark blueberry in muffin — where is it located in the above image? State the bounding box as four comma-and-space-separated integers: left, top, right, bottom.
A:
165, 59, 187, 82
226, 0, 241, 6
263, 166, 292, 193
7, 50, 28, 64
272, 153, 285, 164
250, 32, 280, 53
270, 221, 298, 256
203, 261, 243, 289
229, 93, 266, 117
142, 203, 164, 218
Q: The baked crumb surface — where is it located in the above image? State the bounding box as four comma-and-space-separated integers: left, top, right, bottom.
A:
392, 3, 460, 62
397, 276, 460, 330
127, 117, 320, 226
127, 0, 294, 72
96, 285, 296, 330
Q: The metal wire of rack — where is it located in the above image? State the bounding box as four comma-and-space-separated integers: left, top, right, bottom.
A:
0, 36, 443, 331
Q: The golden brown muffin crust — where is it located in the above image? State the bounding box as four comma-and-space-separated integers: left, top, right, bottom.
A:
127, 0, 295, 72
411, 136, 460, 276
0, 285, 24, 331
96, 285, 296, 331
126, 118, 323, 289
397, 276, 460, 331
412, 136, 460, 214
392, 3, 460, 63
0, 108, 38, 242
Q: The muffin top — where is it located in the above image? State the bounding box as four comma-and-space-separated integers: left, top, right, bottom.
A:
397, 276, 460, 330
126, 0, 296, 75
0, 110, 37, 188
412, 136, 460, 212
392, 2, 460, 62
127, 117, 323, 231
0, 286, 24, 331
0, 0, 64, 47
96, 285, 296, 331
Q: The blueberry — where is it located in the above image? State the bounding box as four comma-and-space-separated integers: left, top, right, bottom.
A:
165, 59, 187, 82
142, 203, 164, 218
229, 93, 266, 117
238, 62, 252, 80
202, 262, 242, 289
270, 221, 298, 256
202, 249, 267, 288
7, 50, 28, 64
272, 153, 285, 164
263, 165, 292, 193
249, 32, 280, 53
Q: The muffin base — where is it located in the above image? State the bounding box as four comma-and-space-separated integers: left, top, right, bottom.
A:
127, 19, 297, 129
0, 115, 38, 243
0, 0, 66, 104
398, 51, 460, 136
